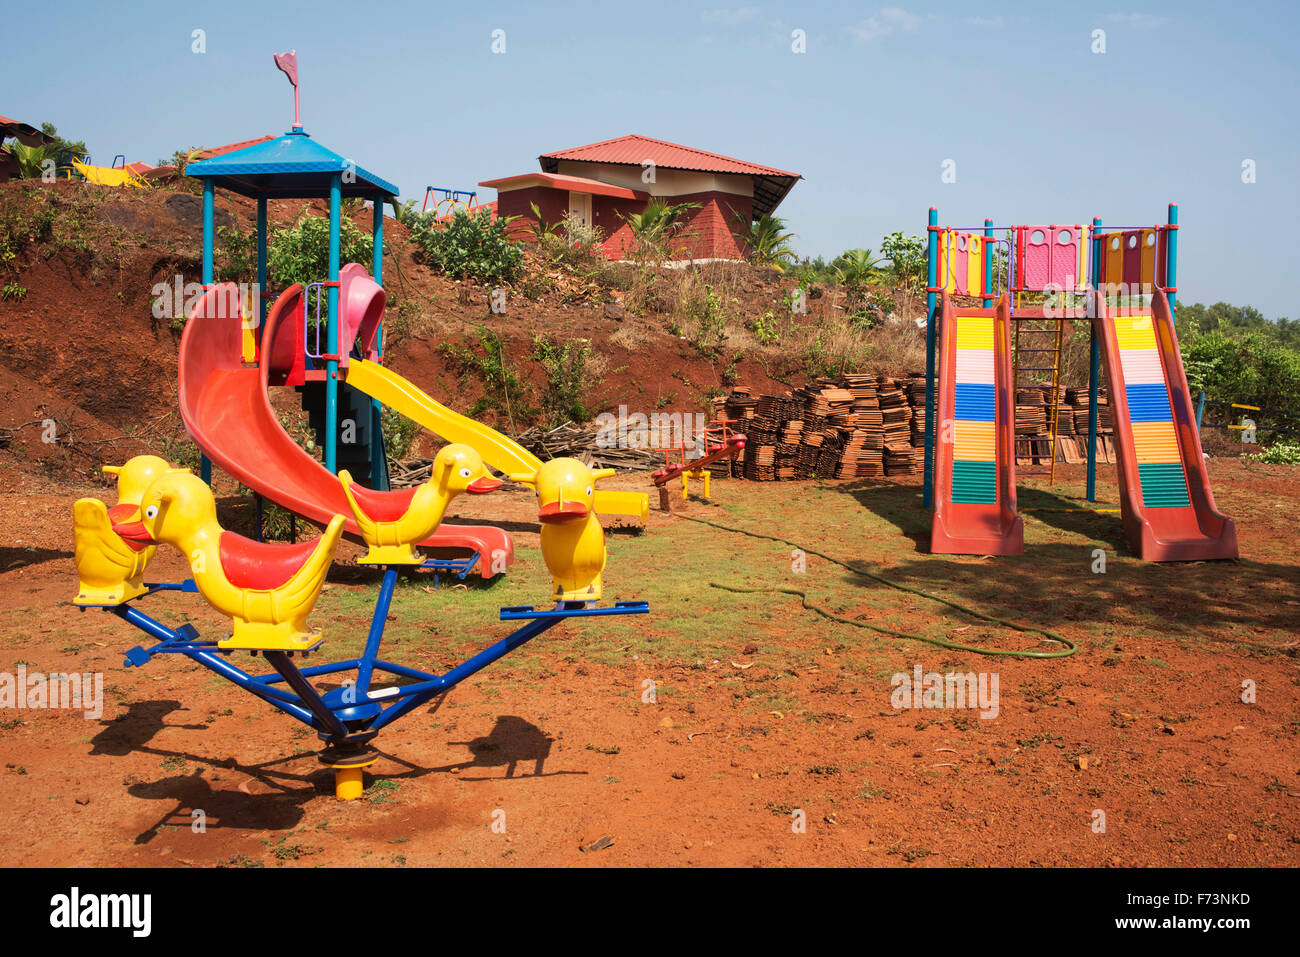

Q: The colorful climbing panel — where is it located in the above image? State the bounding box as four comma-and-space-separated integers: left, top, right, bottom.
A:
1113, 315, 1189, 508
938, 230, 987, 298
1099, 228, 1166, 291
952, 315, 997, 504
1015, 225, 1085, 292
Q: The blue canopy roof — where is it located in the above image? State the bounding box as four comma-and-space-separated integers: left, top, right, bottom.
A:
186, 129, 399, 200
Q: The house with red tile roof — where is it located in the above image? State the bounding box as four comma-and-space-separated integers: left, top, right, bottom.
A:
479, 134, 800, 261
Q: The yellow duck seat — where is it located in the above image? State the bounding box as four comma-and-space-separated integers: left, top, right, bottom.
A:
339, 443, 501, 566
111, 471, 344, 652
510, 458, 614, 603
73, 455, 188, 605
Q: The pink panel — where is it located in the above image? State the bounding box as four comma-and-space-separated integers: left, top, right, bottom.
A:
951, 231, 970, 295
1049, 225, 1081, 289
1020, 226, 1051, 289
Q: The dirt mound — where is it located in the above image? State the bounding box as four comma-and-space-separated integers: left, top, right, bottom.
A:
0, 178, 874, 477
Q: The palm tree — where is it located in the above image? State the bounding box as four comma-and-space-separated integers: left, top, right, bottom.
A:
832, 248, 885, 286
733, 213, 798, 270
620, 198, 700, 260
5, 141, 50, 180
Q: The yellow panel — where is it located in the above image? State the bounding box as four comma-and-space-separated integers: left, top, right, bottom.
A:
942, 231, 957, 294
1131, 422, 1181, 464
1139, 228, 1157, 287
1104, 233, 1124, 287
955, 316, 994, 350
953, 421, 996, 460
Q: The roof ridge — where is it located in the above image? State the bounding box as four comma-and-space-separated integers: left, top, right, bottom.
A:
540, 133, 798, 178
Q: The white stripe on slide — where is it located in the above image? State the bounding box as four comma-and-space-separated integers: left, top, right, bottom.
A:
955, 348, 995, 384
1118, 348, 1164, 385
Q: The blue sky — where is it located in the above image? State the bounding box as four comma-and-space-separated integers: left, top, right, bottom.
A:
4, 0, 1296, 316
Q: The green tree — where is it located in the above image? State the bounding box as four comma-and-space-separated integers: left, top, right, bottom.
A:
40, 123, 86, 161
268, 208, 375, 289
732, 213, 798, 270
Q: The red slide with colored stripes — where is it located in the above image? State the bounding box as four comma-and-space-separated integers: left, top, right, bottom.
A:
1093, 290, 1237, 561
931, 294, 1024, 555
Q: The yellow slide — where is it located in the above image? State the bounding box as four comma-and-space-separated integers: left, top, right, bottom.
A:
344, 358, 648, 521
71, 159, 145, 188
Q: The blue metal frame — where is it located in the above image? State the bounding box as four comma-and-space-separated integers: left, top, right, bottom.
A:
109, 571, 649, 749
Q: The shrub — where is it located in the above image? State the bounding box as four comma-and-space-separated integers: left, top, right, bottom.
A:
532, 334, 594, 427
267, 208, 374, 289
1249, 440, 1300, 465
749, 310, 779, 345
382, 406, 422, 460
410, 208, 523, 285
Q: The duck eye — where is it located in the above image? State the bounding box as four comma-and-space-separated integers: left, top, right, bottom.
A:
144, 505, 159, 519
459, 467, 472, 479
586, 485, 593, 496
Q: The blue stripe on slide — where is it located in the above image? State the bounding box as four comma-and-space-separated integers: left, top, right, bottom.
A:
954, 383, 995, 421
1125, 383, 1173, 423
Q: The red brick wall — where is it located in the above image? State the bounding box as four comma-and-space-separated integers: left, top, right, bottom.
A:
496, 186, 569, 241
495, 186, 752, 260
672, 191, 751, 260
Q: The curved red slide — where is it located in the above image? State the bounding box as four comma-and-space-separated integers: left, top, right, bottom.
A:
930, 294, 1023, 555
177, 284, 513, 576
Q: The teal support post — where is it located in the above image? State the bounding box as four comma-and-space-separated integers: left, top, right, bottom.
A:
325, 174, 341, 474
370, 195, 389, 490
982, 217, 993, 308
1196, 389, 1206, 434
1086, 216, 1102, 503
200, 177, 214, 486
1166, 203, 1178, 312
923, 206, 938, 508
256, 197, 268, 329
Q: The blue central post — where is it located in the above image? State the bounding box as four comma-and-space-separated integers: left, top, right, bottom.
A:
1087, 216, 1102, 502
200, 177, 215, 486
325, 173, 342, 474
923, 206, 938, 508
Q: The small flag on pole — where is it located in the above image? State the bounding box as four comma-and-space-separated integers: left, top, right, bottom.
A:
273, 50, 301, 128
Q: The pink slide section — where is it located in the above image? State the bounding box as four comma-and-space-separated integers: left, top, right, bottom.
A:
178, 284, 513, 576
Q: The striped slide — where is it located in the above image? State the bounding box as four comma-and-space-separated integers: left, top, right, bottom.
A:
931, 294, 1024, 555
1094, 290, 1237, 561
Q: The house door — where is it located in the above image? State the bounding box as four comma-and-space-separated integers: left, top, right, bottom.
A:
568, 191, 592, 227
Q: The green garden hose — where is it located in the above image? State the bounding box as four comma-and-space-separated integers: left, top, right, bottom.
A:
678, 514, 1077, 659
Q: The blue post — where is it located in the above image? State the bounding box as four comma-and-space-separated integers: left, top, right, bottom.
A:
370, 196, 388, 489
325, 174, 341, 474
923, 206, 938, 508
256, 197, 268, 329
1087, 216, 1101, 503
1166, 202, 1178, 312
1196, 389, 1206, 434
200, 177, 214, 486
982, 217, 993, 308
